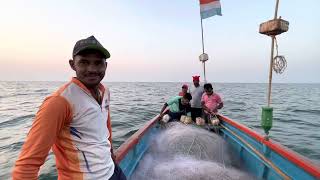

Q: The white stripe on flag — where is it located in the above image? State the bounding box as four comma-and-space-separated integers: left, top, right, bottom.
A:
200, 1, 221, 12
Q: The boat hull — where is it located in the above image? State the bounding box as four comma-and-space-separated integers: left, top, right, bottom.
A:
114, 115, 320, 180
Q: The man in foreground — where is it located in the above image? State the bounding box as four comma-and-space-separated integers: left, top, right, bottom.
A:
13, 36, 126, 180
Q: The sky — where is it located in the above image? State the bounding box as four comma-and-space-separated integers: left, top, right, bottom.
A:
0, 0, 319, 83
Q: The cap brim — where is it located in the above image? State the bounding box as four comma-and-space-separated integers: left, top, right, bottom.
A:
75, 45, 110, 59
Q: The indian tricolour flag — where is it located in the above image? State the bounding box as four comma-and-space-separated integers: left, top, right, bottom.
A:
200, 0, 222, 19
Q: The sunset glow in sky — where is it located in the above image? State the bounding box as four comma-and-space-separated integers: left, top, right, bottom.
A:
0, 0, 319, 83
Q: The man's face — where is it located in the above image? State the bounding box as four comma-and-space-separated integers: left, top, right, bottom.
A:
181, 98, 190, 106
182, 87, 188, 93
204, 88, 213, 95
193, 80, 200, 87
69, 52, 107, 88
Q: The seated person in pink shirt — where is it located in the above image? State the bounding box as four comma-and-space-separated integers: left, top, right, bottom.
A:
201, 83, 223, 123
178, 84, 188, 96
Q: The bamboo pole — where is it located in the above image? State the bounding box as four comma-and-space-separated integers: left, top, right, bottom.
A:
267, 0, 280, 106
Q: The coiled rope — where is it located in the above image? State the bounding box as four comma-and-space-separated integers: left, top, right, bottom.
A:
273, 37, 287, 74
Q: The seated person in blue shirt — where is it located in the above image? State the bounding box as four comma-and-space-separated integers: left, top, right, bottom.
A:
159, 93, 192, 122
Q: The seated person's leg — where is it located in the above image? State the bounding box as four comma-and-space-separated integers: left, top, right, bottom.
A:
195, 108, 202, 119
168, 111, 183, 122
202, 112, 210, 124
191, 108, 196, 122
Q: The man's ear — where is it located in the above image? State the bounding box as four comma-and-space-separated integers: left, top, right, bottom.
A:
69, 59, 76, 71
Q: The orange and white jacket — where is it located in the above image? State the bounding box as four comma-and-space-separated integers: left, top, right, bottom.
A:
12, 78, 114, 180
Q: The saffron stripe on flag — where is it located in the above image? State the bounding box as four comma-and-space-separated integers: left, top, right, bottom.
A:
200, 0, 219, 5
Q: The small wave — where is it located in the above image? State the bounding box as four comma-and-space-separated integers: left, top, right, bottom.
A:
132, 98, 145, 102
275, 117, 315, 126
224, 100, 246, 106
293, 109, 320, 115
34, 89, 47, 92
38, 171, 58, 180
19, 101, 33, 105
0, 141, 24, 151
123, 129, 138, 139
0, 107, 17, 111
15, 93, 29, 96
228, 108, 246, 112
0, 114, 34, 128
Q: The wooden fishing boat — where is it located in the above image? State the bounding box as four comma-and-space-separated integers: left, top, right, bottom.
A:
113, 1, 320, 179
114, 114, 320, 180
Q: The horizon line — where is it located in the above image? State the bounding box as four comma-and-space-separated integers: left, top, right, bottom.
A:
0, 80, 319, 84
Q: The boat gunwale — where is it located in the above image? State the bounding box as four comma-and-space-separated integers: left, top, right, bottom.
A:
114, 115, 160, 164
218, 114, 320, 178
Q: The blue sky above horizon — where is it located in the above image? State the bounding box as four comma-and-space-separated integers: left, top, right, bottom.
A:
0, 0, 319, 83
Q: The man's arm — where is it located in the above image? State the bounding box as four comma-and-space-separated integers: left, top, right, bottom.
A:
201, 101, 211, 113
12, 96, 72, 180
217, 95, 223, 109
159, 103, 168, 117
107, 107, 116, 161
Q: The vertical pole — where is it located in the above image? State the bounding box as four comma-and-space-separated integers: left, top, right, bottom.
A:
267, 0, 280, 106
200, 18, 205, 54
200, 17, 207, 83
274, 0, 280, 19
203, 62, 207, 83
267, 36, 275, 106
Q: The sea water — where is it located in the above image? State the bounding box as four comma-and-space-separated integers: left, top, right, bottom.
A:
0, 82, 319, 179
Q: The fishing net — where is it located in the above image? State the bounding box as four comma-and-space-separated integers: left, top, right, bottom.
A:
131, 122, 255, 180
153, 122, 231, 164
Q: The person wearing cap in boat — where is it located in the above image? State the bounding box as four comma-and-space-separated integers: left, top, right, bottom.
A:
179, 84, 189, 96
13, 36, 126, 180
201, 83, 223, 123
159, 93, 192, 122
190, 75, 204, 122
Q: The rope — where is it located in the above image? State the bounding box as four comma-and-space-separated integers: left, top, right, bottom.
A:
273, 37, 287, 74
187, 136, 196, 155
220, 124, 291, 180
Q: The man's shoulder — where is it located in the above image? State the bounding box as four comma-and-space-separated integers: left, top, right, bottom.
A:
53, 81, 75, 95
43, 94, 69, 106
201, 93, 208, 99
45, 82, 75, 105
172, 96, 182, 100
168, 96, 181, 102
212, 93, 222, 101
192, 85, 203, 91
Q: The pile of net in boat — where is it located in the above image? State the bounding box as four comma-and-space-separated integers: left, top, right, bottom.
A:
131, 122, 255, 180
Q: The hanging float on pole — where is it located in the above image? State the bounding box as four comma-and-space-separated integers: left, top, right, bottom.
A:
259, 0, 289, 139
199, 53, 208, 83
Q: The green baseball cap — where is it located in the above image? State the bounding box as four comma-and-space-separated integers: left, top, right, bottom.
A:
72, 35, 110, 59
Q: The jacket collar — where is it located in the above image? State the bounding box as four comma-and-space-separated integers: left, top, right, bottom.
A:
71, 77, 105, 97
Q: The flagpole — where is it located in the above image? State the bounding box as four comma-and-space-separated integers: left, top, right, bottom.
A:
200, 12, 207, 83
200, 18, 207, 83
200, 18, 205, 54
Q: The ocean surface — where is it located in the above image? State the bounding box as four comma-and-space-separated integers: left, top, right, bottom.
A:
0, 82, 319, 179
